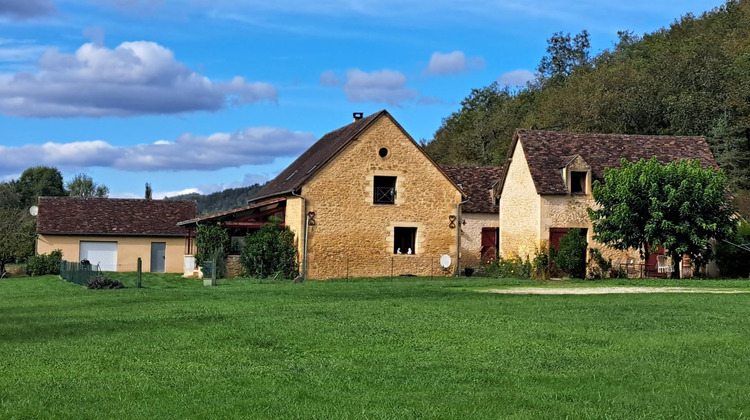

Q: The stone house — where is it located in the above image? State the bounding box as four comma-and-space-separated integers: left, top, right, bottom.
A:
494, 130, 718, 274
441, 166, 504, 267
181, 110, 465, 280
37, 197, 196, 273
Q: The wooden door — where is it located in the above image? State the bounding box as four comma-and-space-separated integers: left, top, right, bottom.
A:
480, 227, 499, 263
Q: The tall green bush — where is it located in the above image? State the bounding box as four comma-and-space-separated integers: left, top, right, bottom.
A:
554, 229, 588, 279
240, 216, 298, 279
195, 223, 230, 278
26, 250, 62, 276
715, 219, 750, 277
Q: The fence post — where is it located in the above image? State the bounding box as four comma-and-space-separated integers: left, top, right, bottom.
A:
137, 257, 142, 288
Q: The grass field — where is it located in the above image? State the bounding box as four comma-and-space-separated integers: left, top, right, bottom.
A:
2, 274, 749, 419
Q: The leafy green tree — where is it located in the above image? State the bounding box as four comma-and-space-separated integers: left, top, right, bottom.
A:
0, 182, 21, 209
240, 216, 297, 279
537, 30, 592, 81
145, 183, 152, 200
66, 173, 109, 198
195, 223, 230, 278
589, 158, 735, 277
15, 166, 66, 208
0, 207, 36, 274
554, 229, 588, 279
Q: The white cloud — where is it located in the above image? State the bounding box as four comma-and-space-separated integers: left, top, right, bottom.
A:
343, 68, 417, 106
497, 69, 536, 86
319, 70, 340, 86
0, 40, 278, 117
425, 51, 485, 75
0, 127, 315, 174
0, 0, 57, 20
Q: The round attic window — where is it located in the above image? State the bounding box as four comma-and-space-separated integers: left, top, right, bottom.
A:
378, 147, 389, 158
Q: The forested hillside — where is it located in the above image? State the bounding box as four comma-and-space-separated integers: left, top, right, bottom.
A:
165, 183, 265, 215
422, 0, 750, 214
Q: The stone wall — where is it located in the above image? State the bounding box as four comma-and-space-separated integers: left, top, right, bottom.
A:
225, 255, 242, 278
499, 141, 540, 258
460, 212, 499, 267
541, 195, 641, 264
300, 116, 463, 279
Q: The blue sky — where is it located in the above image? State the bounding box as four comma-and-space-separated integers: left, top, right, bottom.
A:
0, 0, 724, 198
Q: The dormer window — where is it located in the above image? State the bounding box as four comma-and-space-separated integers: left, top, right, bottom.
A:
570, 171, 587, 195
374, 176, 397, 204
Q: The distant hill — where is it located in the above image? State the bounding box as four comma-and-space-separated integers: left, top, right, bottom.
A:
165, 183, 265, 215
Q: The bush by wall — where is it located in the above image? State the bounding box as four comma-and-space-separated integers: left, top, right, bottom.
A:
195, 223, 230, 278
715, 220, 750, 278
554, 229, 588, 279
240, 216, 298, 279
26, 250, 62, 276
485, 254, 531, 279
587, 248, 613, 279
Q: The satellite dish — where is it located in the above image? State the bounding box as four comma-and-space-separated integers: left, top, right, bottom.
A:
440, 254, 452, 269
29, 206, 38, 216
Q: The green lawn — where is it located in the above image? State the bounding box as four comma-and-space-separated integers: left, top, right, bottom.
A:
1, 274, 749, 419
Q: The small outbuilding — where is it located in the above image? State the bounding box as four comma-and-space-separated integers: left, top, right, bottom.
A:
37, 197, 196, 273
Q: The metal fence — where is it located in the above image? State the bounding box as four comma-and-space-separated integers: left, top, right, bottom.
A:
60, 260, 101, 286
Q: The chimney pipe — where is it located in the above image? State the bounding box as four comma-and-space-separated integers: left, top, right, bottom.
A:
353, 112, 363, 122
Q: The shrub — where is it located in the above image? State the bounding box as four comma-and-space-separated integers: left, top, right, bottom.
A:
240, 216, 298, 279
26, 249, 62, 276
195, 223, 230, 278
87, 275, 125, 289
532, 241, 556, 279
587, 248, 612, 279
464, 267, 474, 277
486, 254, 531, 279
715, 219, 750, 277
554, 229, 588, 278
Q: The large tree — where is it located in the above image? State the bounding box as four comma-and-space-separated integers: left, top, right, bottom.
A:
66, 173, 109, 198
15, 166, 66, 208
0, 207, 36, 274
588, 158, 735, 277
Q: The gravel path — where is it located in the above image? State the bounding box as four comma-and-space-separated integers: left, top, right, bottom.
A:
483, 286, 749, 295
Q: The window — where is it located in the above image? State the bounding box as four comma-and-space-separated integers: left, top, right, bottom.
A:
570, 171, 587, 194
394, 227, 417, 254
374, 176, 397, 204
378, 147, 389, 158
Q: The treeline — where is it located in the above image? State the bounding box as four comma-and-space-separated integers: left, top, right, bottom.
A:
423, 1, 750, 213
165, 183, 265, 215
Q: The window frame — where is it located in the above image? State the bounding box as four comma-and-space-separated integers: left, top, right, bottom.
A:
393, 227, 417, 255
373, 176, 397, 205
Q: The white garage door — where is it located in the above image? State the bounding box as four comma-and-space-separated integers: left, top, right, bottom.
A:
79, 241, 118, 272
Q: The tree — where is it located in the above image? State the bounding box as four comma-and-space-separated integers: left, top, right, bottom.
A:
66, 173, 109, 198
589, 158, 735, 277
537, 30, 592, 80
145, 183, 152, 200
0, 207, 36, 274
240, 216, 298, 279
15, 167, 66, 208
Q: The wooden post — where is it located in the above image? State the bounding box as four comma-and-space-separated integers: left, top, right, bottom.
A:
136, 258, 142, 288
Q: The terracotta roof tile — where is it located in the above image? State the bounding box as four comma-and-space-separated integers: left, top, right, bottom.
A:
441, 165, 504, 213
252, 111, 386, 201
37, 197, 196, 236
503, 130, 718, 196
